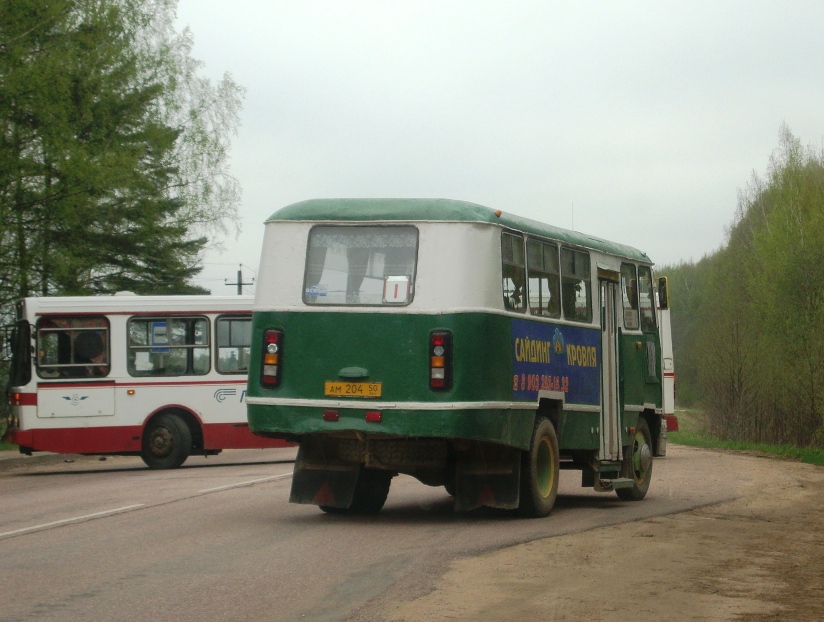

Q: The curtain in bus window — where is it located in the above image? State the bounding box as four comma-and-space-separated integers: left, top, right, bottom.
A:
305, 245, 328, 301
620, 263, 640, 330
346, 246, 370, 304
303, 226, 419, 306
526, 239, 560, 318
560, 248, 592, 323
638, 266, 657, 331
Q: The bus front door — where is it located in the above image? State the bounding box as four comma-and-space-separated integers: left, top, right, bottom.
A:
599, 280, 621, 462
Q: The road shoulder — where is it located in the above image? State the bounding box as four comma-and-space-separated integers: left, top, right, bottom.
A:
383, 448, 824, 622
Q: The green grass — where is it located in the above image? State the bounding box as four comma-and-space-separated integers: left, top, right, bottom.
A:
669, 408, 824, 467
0, 441, 17, 451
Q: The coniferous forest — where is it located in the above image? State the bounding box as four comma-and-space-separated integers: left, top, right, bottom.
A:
0, 0, 243, 319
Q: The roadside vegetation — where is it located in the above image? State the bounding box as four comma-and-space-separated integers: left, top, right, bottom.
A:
670, 409, 824, 467
0, 0, 243, 317
663, 125, 824, 455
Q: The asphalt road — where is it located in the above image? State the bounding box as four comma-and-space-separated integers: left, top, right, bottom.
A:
0, 445, 745, 622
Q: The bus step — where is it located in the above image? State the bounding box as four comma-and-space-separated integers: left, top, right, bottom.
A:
597, 478, 635, 491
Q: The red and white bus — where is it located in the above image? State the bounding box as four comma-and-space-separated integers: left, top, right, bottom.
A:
4, 294, 291, 468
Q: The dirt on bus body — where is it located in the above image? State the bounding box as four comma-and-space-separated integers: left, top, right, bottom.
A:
383, 445, 824, 622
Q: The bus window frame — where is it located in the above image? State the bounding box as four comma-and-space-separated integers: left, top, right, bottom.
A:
127, 315, 211, 377
501, 231, 527, 313
560, 247, 593, 324
35, 316, 111, 379
620, 263, 641, 330
302, 224, 420, 307
215, 314, 252, 375
638, 265, 657, 332
526, 238, 561, 319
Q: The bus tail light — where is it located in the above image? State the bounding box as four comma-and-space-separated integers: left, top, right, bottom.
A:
429, 330, 452, 391
261, 329, 283, 388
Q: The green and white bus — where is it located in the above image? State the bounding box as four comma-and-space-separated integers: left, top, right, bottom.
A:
246, 199, 675, 517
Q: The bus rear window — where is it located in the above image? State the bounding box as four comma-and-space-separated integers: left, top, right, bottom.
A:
303, 226, 418, 306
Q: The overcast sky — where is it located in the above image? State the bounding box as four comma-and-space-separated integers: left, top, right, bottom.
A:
175, 0, 824, 295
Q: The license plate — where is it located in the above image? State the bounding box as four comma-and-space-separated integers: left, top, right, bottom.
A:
324, 381, 382, 398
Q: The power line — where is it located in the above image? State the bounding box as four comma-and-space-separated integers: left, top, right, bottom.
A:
224, 265, 254, 295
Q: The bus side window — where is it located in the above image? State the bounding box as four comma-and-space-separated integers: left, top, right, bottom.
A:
638, 266, 657, 331
36, 317, 109, 378
560, 248, 592, 323
527, 239, 560, 318
128, 317, 210, 376
217, 316, 251, 373
620, 263, 640, 330
501, 232, 526, 312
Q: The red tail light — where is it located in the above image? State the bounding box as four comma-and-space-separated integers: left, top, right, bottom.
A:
429, 330, 452, 391
260, 329, 283, 388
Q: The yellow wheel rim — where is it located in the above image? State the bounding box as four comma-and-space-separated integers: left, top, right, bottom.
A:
536, 436, 555, 498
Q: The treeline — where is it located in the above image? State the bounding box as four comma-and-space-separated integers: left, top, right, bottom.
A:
665, 125, 824, 448
0, 0, 243, 319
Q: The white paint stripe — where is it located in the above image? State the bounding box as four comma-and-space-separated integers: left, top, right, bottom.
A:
246, 397, 539, 410
198, 472, 293, 493
0, 504, 144, 539
246, 396, 603, 413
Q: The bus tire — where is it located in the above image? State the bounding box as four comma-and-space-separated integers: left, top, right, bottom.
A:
444, 473, 456, 497
350, 467, 392, 514
617, 418, 653, 501
518, 417, 559, 518
141, 413, 192, 470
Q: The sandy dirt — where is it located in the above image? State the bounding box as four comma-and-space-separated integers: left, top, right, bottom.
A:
384, 448, 824, 622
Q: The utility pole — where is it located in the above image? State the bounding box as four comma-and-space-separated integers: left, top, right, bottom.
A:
225, 265, 254, 295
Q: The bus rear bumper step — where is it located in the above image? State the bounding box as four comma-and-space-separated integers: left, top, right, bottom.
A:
595, 478, 635, 492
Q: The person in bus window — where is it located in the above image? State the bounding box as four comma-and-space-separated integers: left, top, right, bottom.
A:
74, 331, 107, 377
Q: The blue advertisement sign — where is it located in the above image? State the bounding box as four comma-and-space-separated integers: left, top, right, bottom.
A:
511, 319, 601, 406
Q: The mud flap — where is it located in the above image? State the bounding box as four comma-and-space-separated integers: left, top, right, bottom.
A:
453, 445, 521, 511
289, 440, 359, 509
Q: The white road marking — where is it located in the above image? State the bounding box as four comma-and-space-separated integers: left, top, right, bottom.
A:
0, 471, 294, 539
198, 472, 293, 493
0, 504, 145, 539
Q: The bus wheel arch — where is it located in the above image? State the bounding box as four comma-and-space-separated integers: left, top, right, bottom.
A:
617, 416, 653, 501
536, 397, 562, 433
141, 409, 195, 469
644, 411, 663, 457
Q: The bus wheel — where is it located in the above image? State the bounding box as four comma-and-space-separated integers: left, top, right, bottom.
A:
617, 418, 653, 501
518, 417, 559, 518
350, 467, 392, 514
141, 414, 192, 470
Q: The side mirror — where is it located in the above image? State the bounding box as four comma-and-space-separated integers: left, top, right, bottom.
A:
658, 276, 669, 310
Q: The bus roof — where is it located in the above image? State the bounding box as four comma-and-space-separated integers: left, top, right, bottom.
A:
18, 294, 253, 316
267, 198, 652, 263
